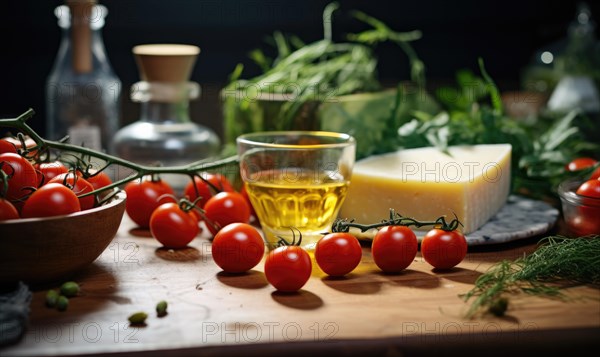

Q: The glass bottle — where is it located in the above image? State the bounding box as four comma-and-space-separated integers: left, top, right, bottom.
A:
46, 0, 121, 153
113, 44, 221, 193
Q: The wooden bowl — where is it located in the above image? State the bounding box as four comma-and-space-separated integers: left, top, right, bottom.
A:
0, 190, 127, 286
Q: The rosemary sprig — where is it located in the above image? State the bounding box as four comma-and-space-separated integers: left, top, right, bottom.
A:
461, 235, 600, 318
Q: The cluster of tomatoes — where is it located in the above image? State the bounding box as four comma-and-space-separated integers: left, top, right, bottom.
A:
123, 173, 256, 249
0, 137, 113, 220
564, 157, 600, 235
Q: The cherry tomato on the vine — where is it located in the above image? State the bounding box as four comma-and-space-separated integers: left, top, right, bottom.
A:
0, 152, 38, 206
49, 173, 96, 210
36, 161, 68, 185
0, 198, 19, 220
420, 229, 467, 270
83, 171, 113, 190
149, 202, 199, 248
184, 173, 234, 209
211, 223, 265, 273
371, 226, 418, 273
239, 184, 257, 219
124, 178, 175, 228
203, 191, 250, 235
21, 183, 81, 218
0, 138, 18, 154
3, 136, 37, 156
264, 245, 312, 292
315, 232, 362, 276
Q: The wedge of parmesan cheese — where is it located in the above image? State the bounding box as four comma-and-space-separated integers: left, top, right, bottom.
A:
339, 144, 512, 234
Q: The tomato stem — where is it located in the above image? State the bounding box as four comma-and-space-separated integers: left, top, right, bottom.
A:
0, 109, 239, 198
332, 209, 463, 233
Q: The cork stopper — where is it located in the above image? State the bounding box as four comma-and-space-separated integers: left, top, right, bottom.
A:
132, 44, 200, 83
67, 0, 96, 74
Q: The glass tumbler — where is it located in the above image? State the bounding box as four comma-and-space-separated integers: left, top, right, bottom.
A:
237, 131, 355, 250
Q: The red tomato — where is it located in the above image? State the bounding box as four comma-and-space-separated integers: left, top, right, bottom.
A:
567, 212, 600, 236
4, 136, 37, 156
264, 245, 312, 292
85, 171, 113, 190
239, 184, 257, 219
0, 198, 19, 220
184, 173, 235, 209
203, 191, 250, 235
566, 157, 600, 180
149, 202, 199, 248
566, 157, 597, 172
49, 173, 96, 210
211, 223, 265, 273
0, 152, 38, 206
420, 229, 468, 270
0, 139, 18, 154
21, 183, 81, 218
371, 226, 418, 273
124, 178, 175, 228
576, 179, 600, 198
36, 161, 68, 185
315, 232, 362, 276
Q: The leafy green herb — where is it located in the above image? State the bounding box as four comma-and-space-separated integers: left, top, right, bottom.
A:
461, 235, 600, 319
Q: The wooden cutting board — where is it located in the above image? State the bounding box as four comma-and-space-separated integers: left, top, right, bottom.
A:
2, 216, 599, 356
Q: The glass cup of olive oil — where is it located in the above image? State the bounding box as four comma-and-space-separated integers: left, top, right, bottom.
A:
237, 131, 356, 250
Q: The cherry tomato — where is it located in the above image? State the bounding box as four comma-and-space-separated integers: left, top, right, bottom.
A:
184, 173, 235, 209
36, 161, 68, 185
0, 152, 38, 206
371, 226, 418, 273
239, 184, 257, 219
4, 136, 37, 156
0, 198, 19, 220
420, 229, 468, 270
0, 139, 18, 154
567, 213, 600, 236
566, 157, 597, 172
566, 157, 600, 180
203, 191, 250, 235
149, 202, 199, 248
315, 232, 362, 276
49, 173, 96, 210
576, 179, 600, 198
264, 245, 312, 292
84, 171, 113, 190
21, 183, 81, 218
211, 223, 265, 273
124, 178, 175, 228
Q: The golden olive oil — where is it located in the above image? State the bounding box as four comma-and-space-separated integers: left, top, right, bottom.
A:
245, 170, 349, 249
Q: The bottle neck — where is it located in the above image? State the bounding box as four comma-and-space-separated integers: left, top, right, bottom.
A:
132, 81, 200, 123
54, 4, 110, 74
140, 100, 191, 123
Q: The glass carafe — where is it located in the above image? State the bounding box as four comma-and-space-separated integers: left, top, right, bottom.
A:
113, 80, 221, 193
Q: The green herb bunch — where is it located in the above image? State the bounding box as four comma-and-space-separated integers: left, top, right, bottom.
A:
461, 235, 600, 318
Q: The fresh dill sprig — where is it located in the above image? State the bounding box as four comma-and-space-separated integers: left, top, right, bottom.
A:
461, 235, 600, 319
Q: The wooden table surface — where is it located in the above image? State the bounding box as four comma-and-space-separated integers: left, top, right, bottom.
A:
2, 214, 599, 357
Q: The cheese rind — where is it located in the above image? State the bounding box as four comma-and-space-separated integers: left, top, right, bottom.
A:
339, 144, 512, 234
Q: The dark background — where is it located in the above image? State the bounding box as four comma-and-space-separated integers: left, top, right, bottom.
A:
1, 0, 597, 140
